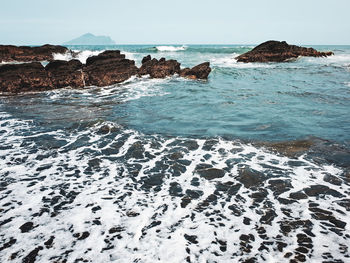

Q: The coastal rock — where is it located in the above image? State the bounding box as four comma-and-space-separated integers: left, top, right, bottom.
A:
83, 50, 138, 86
180, 62, 211, 79
139, 56, 181, 78
236, 40, 334, 63
46, 59, 84, 89
0, 44, 68, 62
0, 62, 53, 93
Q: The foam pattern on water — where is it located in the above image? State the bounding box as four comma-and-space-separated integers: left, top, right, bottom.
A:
1, 112, 349, 263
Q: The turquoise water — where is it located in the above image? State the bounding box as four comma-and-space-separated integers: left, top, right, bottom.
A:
1, 45, 350, 262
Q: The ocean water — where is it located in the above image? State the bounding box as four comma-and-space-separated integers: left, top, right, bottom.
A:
1, 45, 350, 262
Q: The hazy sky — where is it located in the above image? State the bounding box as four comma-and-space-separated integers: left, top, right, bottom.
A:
1, 0, 349, 45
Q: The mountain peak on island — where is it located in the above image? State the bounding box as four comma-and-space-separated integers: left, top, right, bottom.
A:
63, 33, 116, 45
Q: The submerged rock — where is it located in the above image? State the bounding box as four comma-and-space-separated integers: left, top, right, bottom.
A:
0, 44, 68, 62
236, 40, 334, 63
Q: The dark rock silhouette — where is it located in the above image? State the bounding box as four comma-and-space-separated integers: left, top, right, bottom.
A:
236, 40, 334, 63
83, 50, 138, 86
139, 57, 181, 78
0, 62, 53, 93
180, 62, 211, 80
0, 48, 211, 93
0, 44, 68, 62
46, 59, 84, 89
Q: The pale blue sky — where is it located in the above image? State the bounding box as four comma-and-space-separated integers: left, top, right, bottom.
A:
1, 0, 349, 45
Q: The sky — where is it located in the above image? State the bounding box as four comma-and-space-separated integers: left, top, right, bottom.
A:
0, 0, 349, 45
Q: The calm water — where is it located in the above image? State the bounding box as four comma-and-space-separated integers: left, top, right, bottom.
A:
1, 45, 350, 262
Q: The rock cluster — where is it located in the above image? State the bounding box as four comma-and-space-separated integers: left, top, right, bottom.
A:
0, 44, 69, 62
236, 40, 334, 63
0, 47, 211, 93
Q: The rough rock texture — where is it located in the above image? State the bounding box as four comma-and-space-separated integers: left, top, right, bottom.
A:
46, 59, 84, 89
180, 62, 211, 80
0, 44, 68, 62
236, 40, 334, 63
139, 57, 181, 78
83, 50, 138, 86
0, 62, 53, 93
0, 50, 212, 93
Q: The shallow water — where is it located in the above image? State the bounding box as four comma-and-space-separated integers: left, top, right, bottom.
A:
1, 45, 350, 262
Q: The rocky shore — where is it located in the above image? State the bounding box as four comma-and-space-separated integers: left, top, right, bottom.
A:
0, 46, 211, 93
236, 40, 334, 63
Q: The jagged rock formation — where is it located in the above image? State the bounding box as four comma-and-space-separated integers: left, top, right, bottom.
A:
236, 40, 334, 63
0, 49, 211, 93
0, 44, 69, 62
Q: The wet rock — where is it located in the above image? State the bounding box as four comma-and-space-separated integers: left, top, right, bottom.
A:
139, 56, 181, 78
44, 236, 55, 248
323, 174, 342, 186
169, 182, 183, 197
197, 168, 225, 180
73, 231, 90, 240
0, 62, 53, 93
237, 167, 266, 188
45, 59, 84, 88
23, 246, 43, 263
0, 237, 16, 251
268, 179, 292, 196
304, 185, 344, 198
184, 234, 198, 244
180, 62, 211, 80
185, 189, 203, 199
289, 191, 308, 200
141, 55, 151, 64
0, 44, 68, 62
260, 209, 277, 225
259, 139, 314, 158
20, 222, 34, 233
236, 40, 333, 63
84, 50, 138, 86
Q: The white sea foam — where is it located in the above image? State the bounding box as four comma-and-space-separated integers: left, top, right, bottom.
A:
156, 45, 188, 52
53, 50, 103, 64
211, 54, 272, 68
0, 111, 348, 263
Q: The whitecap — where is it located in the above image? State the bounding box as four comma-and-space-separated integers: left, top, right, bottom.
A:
155, 45, 188, 52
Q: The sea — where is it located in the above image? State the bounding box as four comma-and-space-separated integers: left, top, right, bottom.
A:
0, 44, 350, 262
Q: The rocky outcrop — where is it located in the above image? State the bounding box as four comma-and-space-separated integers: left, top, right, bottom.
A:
0, 44, 69, 62
83, 50, 138, 86
139, 57, 181, 78
46, 60, 84, 89
180, 62, 211, 80
236, 40, 334, 63
0, 49, 212, 93
0, 62, 53, 93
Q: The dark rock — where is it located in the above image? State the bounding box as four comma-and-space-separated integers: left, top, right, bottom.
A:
139, 56, 181, 78
197, 168, 225, 180
180, 62, 211, 80
23, 246, 43, 263
83, 50, 138, 86
323, 174, 342, 186
45, 59, 84, 88
44, 236, 55, 248
185, 189, 203, 199
141, 55, 151, 64
237, 166, 266, 188
236, 40, 333, 63
184, 234, 198, 244
258, 139, 314, 158
304, 185, 344, 197
169, 182, 183, 197
0, 44, 68, 62
0, 62, 53, 93
19, 222, 34, 233
289, 191, 308, 200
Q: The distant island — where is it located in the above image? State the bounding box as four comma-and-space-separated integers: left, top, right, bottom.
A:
63, 33, 116, 45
